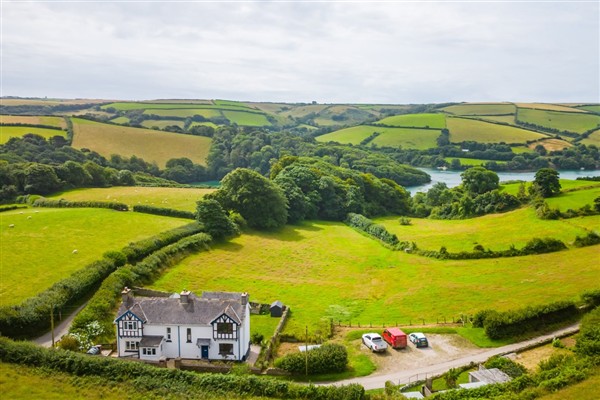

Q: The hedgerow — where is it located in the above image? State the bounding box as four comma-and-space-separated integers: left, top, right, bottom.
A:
346, 213, 401, 247
33, 198, 129, 211
274, 343, 348, 375
133, 204, 196, 220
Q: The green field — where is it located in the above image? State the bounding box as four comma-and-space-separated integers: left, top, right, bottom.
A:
443, 157, 506, 166
478, 115, 516, 124
48, 186, 215, 212
190, 121, 219, 129
0, 208, 189, 306
376, 113, 446, 129
109, 116, 130, 124
447, 117, 548, 143
511, 146, 534, 154
0, 115, 67, 128
441, 103, 516, 116
71, 118, 212, 167
0, 126, 66, 144
213, 99, 253, 109
150, 220, 600, 338
577, 105, 600, 113
315, 125, 374, 144
581, 129, 600, 146
501, 179, 600, 196
515, 103, 588, 113
545, 186, 600, 212
140, 119, 185, 129
222, 110, 271, 126
143, 108, 221, 118
371, 128, 440, 149
517, 108, 600, 134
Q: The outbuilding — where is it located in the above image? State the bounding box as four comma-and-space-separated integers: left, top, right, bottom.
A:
270, 300, 284, 317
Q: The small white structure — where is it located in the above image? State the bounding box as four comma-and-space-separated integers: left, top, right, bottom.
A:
468, 365, 512, 385
114, 288, 251, 362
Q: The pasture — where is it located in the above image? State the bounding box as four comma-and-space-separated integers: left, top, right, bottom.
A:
477, 115, 516, 124
447, 117, 548, 143
47, 186, 214, 212
0, 115, 67, 128
221, 110, 271, 126
581, 129, 600, 146
441, 103, 515, 116
150, 220, 600, 338
577, 105, 600, 113
0, 208, 189, 306
143, 108, 221, 118
545, 186, 600, 212
443, 157, 506, 166
315, 125, 374, 144
515, 103, 588, 113
517, 108, 600, 134
0, 126, 66, 144
371, 128, 440, 149
376, 113, 446, 129
141, 120, 185, 129
70, 118, 212, 167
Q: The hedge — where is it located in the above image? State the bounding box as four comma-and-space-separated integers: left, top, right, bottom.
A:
0, 338, 365, 400
33, 198, 129, 211
0, 205, 27, 212
274, 343, 348, 375
133, 204, 196, 220
345, 213, 401, 247
575, 306, 600, 358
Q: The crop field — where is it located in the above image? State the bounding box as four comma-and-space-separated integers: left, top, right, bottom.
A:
143, 108, 221, 118
140, 120, 185, 129
443, 157, 506, 166
376, 113, 446, 129
70, 118, 211, 167
0, 115, 67, 128
517, 108, 600, 134
447, 117, 548, 143
581, 129, 600, 146
150, 220, 600, 338
222, 110, 271, 126
528, 138, 572, 151
371, 128, 440, 150
0, 126, 66, 144
0, 208, 189, 306
577, 105, 600, 113
441, 103, 516, 116
48, 186, 214, 212
515, 103, 588, 113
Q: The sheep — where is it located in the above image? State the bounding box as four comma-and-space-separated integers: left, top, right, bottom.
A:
34, 211, 39, 213
9, 224, 15, 228
72, 249, 78, 254
27, 216, 32, 219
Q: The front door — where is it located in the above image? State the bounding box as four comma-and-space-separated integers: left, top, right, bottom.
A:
201, 345, 209, 359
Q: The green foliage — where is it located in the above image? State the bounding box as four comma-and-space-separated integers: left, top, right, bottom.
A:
274, 343, 348, 375
398, 217, 412, 225
57, 334, 80, 351
533, 168, 561, 198
485, 356, 527, 378
580, 289, 600, 308
346, 213, 400, 246
461, 166, 500, 195
574, 232, 600, 247
575, 306, 600, 358
196, 198, 239, 239
521, 237, 567, 254
133, 204, 196, 219
33, 198, 129, 211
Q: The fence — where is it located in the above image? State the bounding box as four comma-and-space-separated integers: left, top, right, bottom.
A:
333, 315, 473, 328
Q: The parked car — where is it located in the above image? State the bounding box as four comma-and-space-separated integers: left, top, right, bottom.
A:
382, 327, 408, 349
86, 345, 101, 355
362, 333, 388, 352
408, 332, 429, 348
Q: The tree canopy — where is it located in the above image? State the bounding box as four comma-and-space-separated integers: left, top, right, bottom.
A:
533, 168, 561, 198
460, 166, 499, 195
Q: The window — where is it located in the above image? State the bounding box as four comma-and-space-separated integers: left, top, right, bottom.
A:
142, 348, 157, 356
217, 323, 233, 335
219, 343, 234, 355
125, 321, 136, 330
186, 328, 192, 343
125, 341, 138, 351
166, 327, 172, 342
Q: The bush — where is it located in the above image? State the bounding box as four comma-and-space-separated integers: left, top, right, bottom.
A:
251, 333, 264, 345
346, 213, 401, 247
275, 343, 348, 375
581, 289, 600, 308
132, 204, 195, 220
574, 232, 600, 247
485, 356, 527, 378
33, 198, 128, 211
521, 237, 567, 255
575, 306, 600, 358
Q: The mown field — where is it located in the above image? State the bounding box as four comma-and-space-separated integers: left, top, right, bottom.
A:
376, 113, 446, 128
447, 117, 548, 143
150, 220, 600, 338
222, 110, 271, 126
0, 208, 189, 306
70, 118, 212, 167
529, 138, 572, 151
0, 115, 67, 128
441, 103, 515, 116
517, 108, 600, 134
316, 125, 440, 149
48, 186, 214, 212
0, 126, 66, 144
515, 103, 588, 113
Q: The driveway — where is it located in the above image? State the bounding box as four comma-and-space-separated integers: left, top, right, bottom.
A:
33, 302, 88, 348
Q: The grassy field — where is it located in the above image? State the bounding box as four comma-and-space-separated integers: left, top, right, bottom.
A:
143, 108, 222, 118
140, 119, 185, 129
316, 125, 374, 144
0, 115, 67, 128
545, 186, 600, 212
71, 118, 212, 167
529, 138, 572, 151
577, 105, 600, 113
109, 116, 130, 124
190, 121, 219, 129
517, 108, 600, 134
150, 220, 600, 338
0, 126, 67, 144
501, 179, 600, 196
0, 208, 189, 306
477, 115, 516, 124
581, 129, 600, 146
222, 110, 271, 126
316, 125, 440, 149
443, 157, 506, 166
280, 104, 330, 118
511, 146, 534, 154
515, 103, 588, 113
441, 103, 515, 116
48, 186, 214, 212
447, 117, 548, 143
376, 113, 446, 129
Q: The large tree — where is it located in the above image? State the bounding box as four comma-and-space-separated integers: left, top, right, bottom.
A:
196, 199, 238, 239
208, 168, 288, 229
533, 168, 561, 198
460, 166, 499, 195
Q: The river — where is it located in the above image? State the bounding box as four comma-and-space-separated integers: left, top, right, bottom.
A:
406, 168, 600, 194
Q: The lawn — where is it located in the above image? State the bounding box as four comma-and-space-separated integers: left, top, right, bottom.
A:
47, 186, 215, 212
0, 126, 66, 144
517, 108, 600, 134
441, 103, 516, 116
149, 220, 600, 339
376, 113, 446, 129
71, 118, 212, 167
515, 103, 588, 113
316, 125, 440, 149
447, 117, 547, 143
250, 314, 281, 342
0, 208, 190, 306
0, 115, 67, 128
222, 110, 271, 126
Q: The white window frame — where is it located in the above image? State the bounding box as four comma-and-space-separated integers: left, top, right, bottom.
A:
219, 343, 234, 355
166, 327, 172, 342
125, 341, 138, 351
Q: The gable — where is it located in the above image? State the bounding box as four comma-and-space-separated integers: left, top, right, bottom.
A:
115, 309, 144, 324
211, 313, 238, 326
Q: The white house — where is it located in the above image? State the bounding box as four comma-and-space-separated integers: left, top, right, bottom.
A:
114, 288, 251, 362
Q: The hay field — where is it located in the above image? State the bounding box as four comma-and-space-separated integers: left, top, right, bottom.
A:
527, 138, 572, 151
0, 115, 66, 128
447, 117, 547, 143
515, 103, 588, 113
0, 126, 66, 144
477, 115, 516, 124
71, 118, 212, 167
441, 103, 515, 116
0, 208, 189, 306
517, 108, 600, 134
376, 113, 446, 128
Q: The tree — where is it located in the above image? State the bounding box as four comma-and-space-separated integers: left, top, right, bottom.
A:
533, 168, 561, 197
196, 199, 239, 239
460, 166, 499, 195
208, 168, 288, 229
24, 163, 62, 195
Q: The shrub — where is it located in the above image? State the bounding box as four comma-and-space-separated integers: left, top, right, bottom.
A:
484, 356, 527, 378
132, 204, 195, 220
574, 232, 600, 247
581, 289, 600, 308
274, 343, 348, 375
57, 335, 79, 351
398, 217, 412, 226
575, 306, 600, 358
251, 333, 264, 345
521, 237, 566, 255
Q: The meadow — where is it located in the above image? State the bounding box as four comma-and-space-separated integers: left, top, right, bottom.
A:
150, 220, 600, 338
476, 115, 516, 124
441, 103, 515, 116
0, 208, 189, 306
141, 119, 185, 129
581, 129, 600, 146
447, 117, 548, 143
0, 115, 67, 128
70, 118, 212, 167
143, 108, 222, 118
222, 110, 271, 126
0, 126, 66, 144
376, 113, 446, 129
443, 157, 506, 166
577, 105, 600, 113
517, 108, 600, 134
47, 186, 215, 212
515, 103, 587, 113
316, 125, 440, 149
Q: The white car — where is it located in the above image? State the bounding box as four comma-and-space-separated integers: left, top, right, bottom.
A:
362, 333, 388, 352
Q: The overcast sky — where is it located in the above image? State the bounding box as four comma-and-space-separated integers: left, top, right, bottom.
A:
2, 1, 599, 104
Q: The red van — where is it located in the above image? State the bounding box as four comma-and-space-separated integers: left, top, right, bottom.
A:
382, 328, 407, 349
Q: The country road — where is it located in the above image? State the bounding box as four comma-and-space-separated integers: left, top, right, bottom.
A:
320, 323, 580, 390
33, 302, 88, 348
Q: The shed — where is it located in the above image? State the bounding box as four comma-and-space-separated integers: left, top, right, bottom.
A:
270, 300, 284, 317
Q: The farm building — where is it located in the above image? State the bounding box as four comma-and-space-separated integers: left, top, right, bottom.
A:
114, 288, 250, 362
270, 300, 284, 317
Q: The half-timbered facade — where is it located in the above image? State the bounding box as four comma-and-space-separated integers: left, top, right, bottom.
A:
114, 288, 250, 361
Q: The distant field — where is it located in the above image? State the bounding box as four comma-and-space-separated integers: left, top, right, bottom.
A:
71, 118, 211, 167
443, 157, 506, 166
511, 146, 534, 154
143, 108, 221, 118
580, 129, 600, 146
110, 116, 130, 124
0, 208, 189, 306
517, 108, 600, 134
141, 119, 185, 129
371, 128, 440, 150
48, 186, 214, 212
313, 117, 341, 126
577, 105, 600, 113
213, 99, 252, 108
0, 115, 66, 128
0, 126, 66, 144
151, 220, 600, 338
501, 179, 600, 197
102, 102, 217, 111
222, 110, 271, 126
545, 186, 600, 212
316, 125, 374, 144
190, 121, 219, 129
477, 115, 516, 124
528, 138, 572, 151
1, 98, 108, 106
515, 103, 588, 113
280, 104, 330, 118
376, 113, 446, 129
447, 117, 547, 143
441, 103, 515, 116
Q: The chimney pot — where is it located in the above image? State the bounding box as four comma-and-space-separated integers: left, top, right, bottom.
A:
180, 290, 190, 304
241, 292, 248, 307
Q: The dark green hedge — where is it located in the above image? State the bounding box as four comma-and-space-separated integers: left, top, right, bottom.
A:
274, 343, 348, 375
346, 213, 401, 247
0, 205, 27, 212
33, 198, 128, 211
0, 338, 364, 400
575, 306, 600, 358
133, 204, 196, 220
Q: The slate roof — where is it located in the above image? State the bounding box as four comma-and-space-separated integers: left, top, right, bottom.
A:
270, 300, 283, 308
139, 335, 164, 347
116, 291, 246, 326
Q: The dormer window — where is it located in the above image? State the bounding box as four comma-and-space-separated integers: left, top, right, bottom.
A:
217, 323, 233, 335
212, 314, 237, 340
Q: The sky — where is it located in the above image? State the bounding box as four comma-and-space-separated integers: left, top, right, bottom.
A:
1, 0, 599, 104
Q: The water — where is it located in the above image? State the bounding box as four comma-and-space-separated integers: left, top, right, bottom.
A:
406, 168, 600, 195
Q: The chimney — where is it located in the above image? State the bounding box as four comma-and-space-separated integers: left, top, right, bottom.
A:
180, 290, 190, 304
121, 287, 132, 307
241, 292, 248, 307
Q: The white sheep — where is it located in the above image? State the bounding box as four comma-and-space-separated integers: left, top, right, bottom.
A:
72, 249, 78, 254
27, 216, 32, 219
34, 211, 39, 213
9, 224, 15, 228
